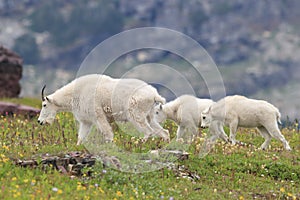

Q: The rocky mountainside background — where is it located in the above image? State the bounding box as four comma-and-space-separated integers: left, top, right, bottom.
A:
0, 45, 22, 98
0, 0, 299, 119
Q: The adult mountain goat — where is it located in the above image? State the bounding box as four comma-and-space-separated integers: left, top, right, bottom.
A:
154, 95, 214, 142
200, 95, 291, 150
38, 74, 169, 145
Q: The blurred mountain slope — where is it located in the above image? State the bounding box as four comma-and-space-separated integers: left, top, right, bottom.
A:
1, 0, 300, 118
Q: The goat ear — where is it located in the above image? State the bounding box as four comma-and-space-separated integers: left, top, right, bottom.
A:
159, 104, 163, 110
46, 96, 51, 103
208, 105, 212, 112
154, 101, 162, 107
46, 97, 60, 107
203, 105, 211, 114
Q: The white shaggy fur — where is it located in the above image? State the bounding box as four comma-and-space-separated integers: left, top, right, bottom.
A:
37, 74, 169, 144
154, 95, 214, 142
201, 95, 291, 150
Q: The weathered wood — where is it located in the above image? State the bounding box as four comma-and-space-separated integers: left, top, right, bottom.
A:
13, 150, 199, 181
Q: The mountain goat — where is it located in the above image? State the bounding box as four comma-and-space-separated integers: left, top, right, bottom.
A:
154, 95, 214, 142
37, 74, 169, 145
201, 95, 291, 150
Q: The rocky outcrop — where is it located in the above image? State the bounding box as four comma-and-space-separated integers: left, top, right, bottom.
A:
0, 102, 40, 117
0, 46, 22, 98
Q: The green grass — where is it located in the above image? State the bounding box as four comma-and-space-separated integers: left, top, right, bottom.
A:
0, 100, 299, 199
0, 97, 41, 108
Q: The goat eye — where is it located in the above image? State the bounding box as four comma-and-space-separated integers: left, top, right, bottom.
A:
156, 111, 159, 114
203, 116, 206, 120
43, 104, 46, 107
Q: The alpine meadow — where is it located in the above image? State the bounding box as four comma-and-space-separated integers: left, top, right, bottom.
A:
0, 98, 299, 200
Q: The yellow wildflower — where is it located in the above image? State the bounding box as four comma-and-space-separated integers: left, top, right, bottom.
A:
116, 191, 122, 197
31, 180, 36, 186
2, 145, 9, 150
77, 184, 86, 191
99, 187, 105, 194
77, 185, 81, 191
0, 154, 9, 163
13, 192, 21, 198
57, 189, 63, 194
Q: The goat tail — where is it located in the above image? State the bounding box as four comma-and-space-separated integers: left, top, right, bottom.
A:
276, 110, 282, 125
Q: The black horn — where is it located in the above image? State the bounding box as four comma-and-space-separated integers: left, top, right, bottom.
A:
41, 85, 46, 101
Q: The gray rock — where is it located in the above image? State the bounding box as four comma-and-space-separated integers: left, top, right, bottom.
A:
0, 46, 22, 98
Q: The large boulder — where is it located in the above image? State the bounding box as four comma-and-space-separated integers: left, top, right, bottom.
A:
0, 46, 23, 98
